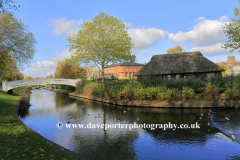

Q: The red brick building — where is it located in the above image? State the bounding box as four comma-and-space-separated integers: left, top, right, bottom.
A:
104, 62, 146, 79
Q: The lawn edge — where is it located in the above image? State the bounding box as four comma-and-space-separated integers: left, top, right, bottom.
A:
13, 99, 90, 160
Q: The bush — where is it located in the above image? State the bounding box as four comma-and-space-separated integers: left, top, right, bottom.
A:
122, 79, 130, 83
76, 79, 88, 93
182, 86, 195, 100
156, 88, 181, 101
19, 88, 31, 111
83, 82, 101, 96
119, 84, 135, 100
24, 87, 31, 94
225, 82, 240, 100
76, 79, 87, 88
200, 82, 220, 101
92, 83, 105, 97
45, 84, 51, 88
104, 81, 126, 99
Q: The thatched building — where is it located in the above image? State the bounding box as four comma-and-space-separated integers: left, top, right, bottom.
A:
136, 52, 224, 82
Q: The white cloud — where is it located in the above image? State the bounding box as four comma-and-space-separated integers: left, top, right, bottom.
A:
24, 49, 74, 78
123, 22, 131, 27
169, 16, 229, 46
223, 58, 227, 62
197, 17, 205, 21
189, 43, 234, 55
49, 18, 83, 36
128, 27, 167, 50
137, 50, 149, 55
220, 16, 228, 22
32, 61, 55, 69
50, 49, 72, 62
24, 69, 53, 78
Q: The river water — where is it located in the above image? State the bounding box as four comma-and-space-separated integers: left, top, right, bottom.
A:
19, 89, 240, 160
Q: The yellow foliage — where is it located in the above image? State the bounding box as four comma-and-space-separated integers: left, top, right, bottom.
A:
167, 45, 184, 54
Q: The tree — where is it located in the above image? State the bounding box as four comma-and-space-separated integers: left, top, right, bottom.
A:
67, 12, 135, 83
167, 45, 186, 54
54, 59, 86, 79
218, 64, 228, 77
34, 77, 41, 79
46, 74, 53, 79
222, 0, 240, 52
0, 0, 20, 14
23, 76, 33, 80
0, 13, 37, 78
0, 54, 17, 80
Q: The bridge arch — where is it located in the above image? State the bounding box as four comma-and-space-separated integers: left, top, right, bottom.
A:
2, 78, 81, 93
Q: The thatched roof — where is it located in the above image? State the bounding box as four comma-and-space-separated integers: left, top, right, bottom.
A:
136, 52, 225, 76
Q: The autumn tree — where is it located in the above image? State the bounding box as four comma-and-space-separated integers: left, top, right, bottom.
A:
0, 13, 37, 79
67, 12, 135, 83
222, 0, 240, 52
54, 59, 86, 79
218, 64, 228, 77
34, 77, 41, 79
23, 76, 33, 80
167, 45, 186, 54
46, 74, 53, 79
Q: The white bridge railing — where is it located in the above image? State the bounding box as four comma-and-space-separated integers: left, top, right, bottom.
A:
2, 78, 81, 93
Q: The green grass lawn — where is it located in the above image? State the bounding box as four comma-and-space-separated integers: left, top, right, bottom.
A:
0, 89, 77, 160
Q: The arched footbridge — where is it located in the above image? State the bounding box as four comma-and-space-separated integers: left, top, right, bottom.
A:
1, 78, 81, 93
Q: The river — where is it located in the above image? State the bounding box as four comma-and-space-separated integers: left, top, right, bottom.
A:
19, 89, 240, 160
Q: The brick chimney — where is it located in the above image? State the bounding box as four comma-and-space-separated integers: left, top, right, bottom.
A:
145, 62, 146, 65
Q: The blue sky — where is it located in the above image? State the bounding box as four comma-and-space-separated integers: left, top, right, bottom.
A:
12, 0, 239, 78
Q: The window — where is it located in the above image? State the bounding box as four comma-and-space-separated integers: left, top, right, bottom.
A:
125, 72, 128, 77
116, 69, 117, 71
129, 72, 132, 78
126, 69, 127, 71
130, 69, 131, 71
133, 72, 135, 77
114, 70, 115, 72
134, 69, 135, 71
176, 74, 180, 79
168, 75, 171, 80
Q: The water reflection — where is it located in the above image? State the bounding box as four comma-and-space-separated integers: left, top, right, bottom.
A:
19, 90, 240, 160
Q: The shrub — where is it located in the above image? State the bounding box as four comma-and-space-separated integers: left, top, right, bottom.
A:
83, 82, 101, 96
123, 79, 130, 83
76, 79, 87, 88
92, 83, 105, 97
225, 82, 240, 100
182, 86, 195, 100
45, 84, 51, 88
119, 84, 135, 100
103, 81, 128, 99
200, 82, 220, 101
24, 87, 31, 94
76, 87, 83, 94
156, 88, 181, 101
76, 79, 88, 93
19, 89, 31, 111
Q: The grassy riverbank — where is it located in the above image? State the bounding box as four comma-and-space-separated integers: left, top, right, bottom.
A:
0, 88, 76, 160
